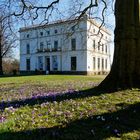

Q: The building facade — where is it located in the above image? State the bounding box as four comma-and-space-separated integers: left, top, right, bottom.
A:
20, 16, 111, 75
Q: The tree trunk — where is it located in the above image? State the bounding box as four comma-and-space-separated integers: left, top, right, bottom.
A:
0, 56, 3, 75
98, 0, 140, 92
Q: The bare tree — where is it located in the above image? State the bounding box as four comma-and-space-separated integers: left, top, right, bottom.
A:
0, 13, 17, 75
3, 58, 19, 74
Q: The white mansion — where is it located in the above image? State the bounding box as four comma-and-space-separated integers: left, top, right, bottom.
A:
20, 16, 111, 75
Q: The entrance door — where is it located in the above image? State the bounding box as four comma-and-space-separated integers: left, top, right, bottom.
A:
71, 57, 77, 71
46, 57, 50, 71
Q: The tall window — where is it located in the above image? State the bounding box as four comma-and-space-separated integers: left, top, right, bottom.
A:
105, 59, 108, 69
27, 34, 29, 38
46, 40, 51, 50
40, 42, 44, 51
38, 56, 43, 70
40, 32, 43, 36
105, 45, 108, 53
52, 56, 58, 71
26, 44, 30, 54
46, 31, 50, 35
46, 57, 50, 71
98, 58, 100, 70
98, 42, 100, 51
54, 29, 58, 34
71, 38, 76, 50
93, 40, 95, 50
102, 44, 104, 52
26, 58, 30, 71
102, 58, 104, 70
54, 41, 58, 50
93, 57, 96, 70
71, 57, 77, 71
71, 26, 75, 32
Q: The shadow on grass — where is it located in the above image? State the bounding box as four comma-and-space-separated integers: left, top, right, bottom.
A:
0, 102, 140, 140
0, 87, 107, 110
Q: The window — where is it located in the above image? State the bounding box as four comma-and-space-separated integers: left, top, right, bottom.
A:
54, 41, 58, 50
40, 32, 43, 36
54, 29, 58, 34
46, 40, 51, 50
102, 58, 104, 70
102, 44, 104, 52
98, 42, 100, 51
98, 58, 100, 70
26, 44, 30, 54
105, 45, 108, 53
71, 26, 75, 32
38, 56, 43, 70
61, 28, 63, 33
52, 56, 58, 71
105, 59, 108, 69
71, 38, 76, 51
40, 42, 44, 51
26, 58, 30, 71
71, 57, 77, 71
46, 31, 50, 35
93, 57, 96, 70
93, 40, 95, 49
93, 29, 96, 33
27, 34, 29, 38
46, 57, 50, 71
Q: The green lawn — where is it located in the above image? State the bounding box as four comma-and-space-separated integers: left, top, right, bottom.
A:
0, 75, 140, 140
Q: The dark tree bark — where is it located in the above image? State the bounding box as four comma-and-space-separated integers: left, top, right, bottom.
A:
0, 56, 3, 75
99, 0, 140, 91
